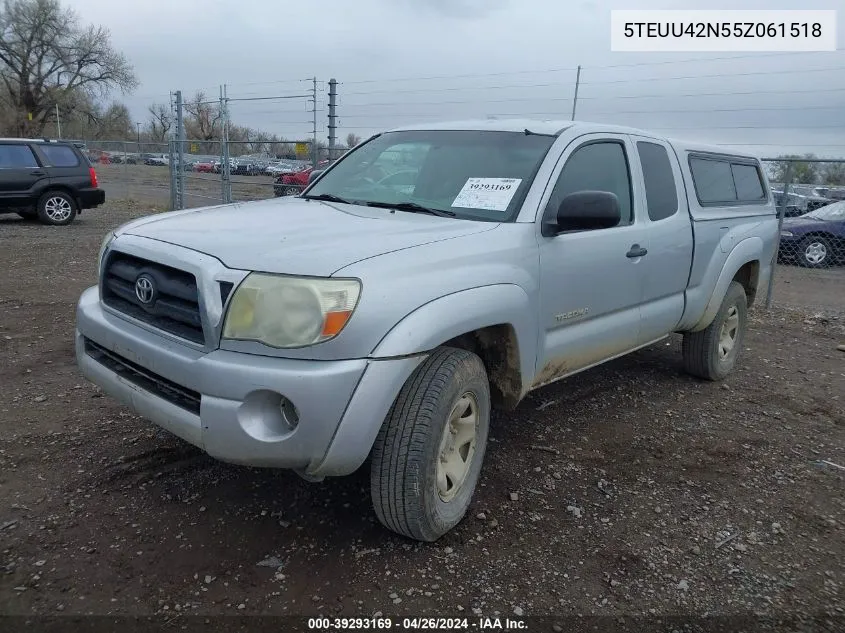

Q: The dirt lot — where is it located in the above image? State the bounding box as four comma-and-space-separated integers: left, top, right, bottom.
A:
1, 193, 844, 630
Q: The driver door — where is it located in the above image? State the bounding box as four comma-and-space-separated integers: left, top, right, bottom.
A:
535, 134, 648, 387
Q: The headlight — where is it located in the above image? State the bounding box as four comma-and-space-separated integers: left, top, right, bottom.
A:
97, 232, 116, 275
222, 274, 361, 348
780, 231, 794, 237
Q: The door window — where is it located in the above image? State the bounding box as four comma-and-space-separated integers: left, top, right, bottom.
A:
547, 141, 633, 226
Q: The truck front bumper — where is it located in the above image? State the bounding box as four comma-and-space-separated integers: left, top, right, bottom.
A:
75, 286, 424, 476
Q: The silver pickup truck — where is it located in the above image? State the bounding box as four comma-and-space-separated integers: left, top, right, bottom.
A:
76, 120, 778, 542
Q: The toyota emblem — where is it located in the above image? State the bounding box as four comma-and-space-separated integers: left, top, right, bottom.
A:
134, 275, 156, 305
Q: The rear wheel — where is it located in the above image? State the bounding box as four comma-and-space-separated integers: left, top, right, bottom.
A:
370, 347, 490, 542
682, 281, 748, 381
37, 191, 77, 226
282, 186, 300, 196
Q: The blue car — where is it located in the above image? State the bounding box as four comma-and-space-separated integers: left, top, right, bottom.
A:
779, 201, 845, 268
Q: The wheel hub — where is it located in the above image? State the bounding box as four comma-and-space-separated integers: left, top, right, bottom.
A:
718, 305, 740, 360
44, 197, 72, 222
436, 393, 478, 502
805, 242, 827, 265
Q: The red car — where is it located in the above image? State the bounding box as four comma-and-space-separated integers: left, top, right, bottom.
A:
273, 161, 330, 197
193, 160, 215, 173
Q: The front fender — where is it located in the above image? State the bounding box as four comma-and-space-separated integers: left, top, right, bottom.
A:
370, 284, 538, 396
688, 237, 763, 332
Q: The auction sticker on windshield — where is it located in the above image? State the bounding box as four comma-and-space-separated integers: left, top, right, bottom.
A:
452, 178, 522, 211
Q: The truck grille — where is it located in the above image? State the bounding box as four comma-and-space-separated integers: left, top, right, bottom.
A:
101, 252, 205, 344
84, 338, 201, 415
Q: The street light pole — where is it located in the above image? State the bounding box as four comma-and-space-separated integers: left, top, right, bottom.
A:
55, 103, 62, 139
136, 122, 142, 147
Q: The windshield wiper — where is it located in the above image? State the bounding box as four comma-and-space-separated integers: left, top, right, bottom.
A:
302, 193, 354, 204
365, 201, 456, 217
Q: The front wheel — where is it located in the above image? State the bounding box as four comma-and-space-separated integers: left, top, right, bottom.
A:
682, 281, 748, 381
798, 236, 832, 268
282, 186, 300, 196
370, 347, 490, 542
37, 191, 77, 226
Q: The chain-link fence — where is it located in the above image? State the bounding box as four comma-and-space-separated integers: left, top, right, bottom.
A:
761, 158, 845, 315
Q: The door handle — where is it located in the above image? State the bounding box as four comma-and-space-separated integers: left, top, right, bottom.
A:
626, 244, 648, 258
30, 170, 46, 176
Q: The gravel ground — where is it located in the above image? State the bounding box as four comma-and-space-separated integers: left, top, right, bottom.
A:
0, 196, 843, 632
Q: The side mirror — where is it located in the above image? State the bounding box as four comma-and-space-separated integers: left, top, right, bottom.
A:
542, 190, 621, 236
307, 169, 323, 184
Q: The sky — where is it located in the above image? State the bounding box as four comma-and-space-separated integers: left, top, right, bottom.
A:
67, 0, 845, 157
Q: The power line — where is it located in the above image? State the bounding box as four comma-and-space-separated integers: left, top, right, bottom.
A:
340, 66, 844, 97
336, 86, 845, 109
340, 49, 845, 85
580, 65, 843, 86
337, 104, 845, 119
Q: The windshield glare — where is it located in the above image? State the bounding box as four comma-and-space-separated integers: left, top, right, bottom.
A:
805, 201, 845, 221
306, 130, 555, 221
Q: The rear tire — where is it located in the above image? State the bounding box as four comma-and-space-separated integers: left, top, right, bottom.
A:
682, 281, 748, 381
282, 186, 300, 196
36, 191, 77, 226
370, 347, 490, 542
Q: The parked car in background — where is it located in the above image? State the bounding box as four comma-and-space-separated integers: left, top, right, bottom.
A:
273, 167, 312, 196
76, 120, 777, 541
144, 154, 169, 166
0, 138, 105, 225
194, 160, 216, 173
778, 201, 845, 268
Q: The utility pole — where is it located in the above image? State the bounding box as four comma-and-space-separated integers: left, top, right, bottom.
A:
55, 103, 62, 139
327, 78, 337, 161
173, 90, 185, 210
570, 65, 582, 121
136, 122, 142, 146
220, 84, 232, 204
310, 77, 318, 168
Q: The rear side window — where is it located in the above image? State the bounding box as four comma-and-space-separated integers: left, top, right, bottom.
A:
731, 163, 765, 200
689, 158, 736, 203
637, 142, 679, 221
0, 144, 39, 169
40, 144, 80, 167
689, 156, 767, 205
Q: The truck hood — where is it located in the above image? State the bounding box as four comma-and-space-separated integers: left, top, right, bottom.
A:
120, 197, 498, 275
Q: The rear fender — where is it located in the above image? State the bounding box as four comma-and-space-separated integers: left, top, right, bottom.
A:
687, 237, 763, 332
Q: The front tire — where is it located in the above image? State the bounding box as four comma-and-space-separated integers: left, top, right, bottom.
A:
282, 186, 300, 196
797, 235, 831, 268
682, 281, 748, 381
370, 347, 490, 542
37, 191, 77, 226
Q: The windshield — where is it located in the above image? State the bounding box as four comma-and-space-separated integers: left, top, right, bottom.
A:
804, 200, 845, 221
305, 130, 555, 221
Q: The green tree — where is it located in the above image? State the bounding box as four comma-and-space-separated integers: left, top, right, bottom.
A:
768, 154, 820, 184
820, 161, 845, 186
0, 0, 137, 136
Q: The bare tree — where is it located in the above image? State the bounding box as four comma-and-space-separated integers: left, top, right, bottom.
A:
146, 103, 172, 142
0, 0, 138, 136
346, 132, 362, 148
184, 91, 222, 141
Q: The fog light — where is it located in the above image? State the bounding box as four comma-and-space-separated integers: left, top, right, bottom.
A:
238, 390, 299, 440
279, 396, 299, 428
